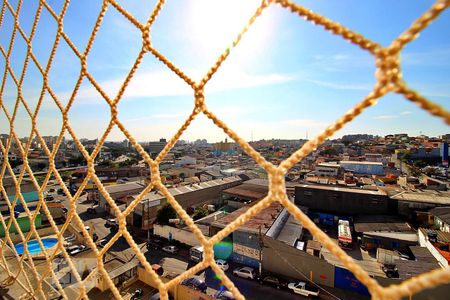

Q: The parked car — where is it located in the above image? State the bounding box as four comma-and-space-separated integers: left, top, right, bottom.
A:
287, 281, 320, 297
98, 239, 108, 247
68, 245, 87, 256
215, 259, 229, 271
105, 218, 117, 228
57, 188, 64, 195
92, 232, 98, 242
256, 274, 287, 289
147, 239, 164, 250
45, 195, 54, 201
232, 267, 256, 280
382, 264, 399, 278
181, 277, 207, 293
48, 188, 55, 193
130, 288, 143, 300
162, 245, 179, 254
87, 205, 98, 214
214, 290, 235, 300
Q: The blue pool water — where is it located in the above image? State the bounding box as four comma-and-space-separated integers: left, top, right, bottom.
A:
14, 238, 58, 255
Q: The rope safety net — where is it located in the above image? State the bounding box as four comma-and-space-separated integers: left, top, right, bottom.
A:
0, 0, 449, 299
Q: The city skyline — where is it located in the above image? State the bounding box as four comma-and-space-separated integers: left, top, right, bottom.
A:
1, 0, 449, 143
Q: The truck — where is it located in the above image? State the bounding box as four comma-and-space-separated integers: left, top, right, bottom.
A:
189, 246, 204, 262
338, 219, 353, 249
287, 281, 320, 297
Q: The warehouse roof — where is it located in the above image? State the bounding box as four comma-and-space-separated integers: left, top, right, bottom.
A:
212, 201, 283, 234
397, 259, 440, 280
340, 161, 383, 166
139, 176, 241, 204
104, 182, 145, 195
223, 179, 268, 201
387, 189, 450, 205
296, 184, 385, 196
354, 215, 413, 233
419, 228, 450, 244
430, 207, 450, 224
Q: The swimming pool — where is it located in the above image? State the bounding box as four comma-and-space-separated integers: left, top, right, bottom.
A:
14, 238, 58, 255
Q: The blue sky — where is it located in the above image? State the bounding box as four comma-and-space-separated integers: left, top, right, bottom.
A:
0, 0, 449, 142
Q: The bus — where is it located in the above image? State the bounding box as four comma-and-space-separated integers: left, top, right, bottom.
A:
338, 219, 353, 249
189, 246, 204, 262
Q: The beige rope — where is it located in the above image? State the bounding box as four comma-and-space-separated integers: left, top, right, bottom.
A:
0, 0, 448, 299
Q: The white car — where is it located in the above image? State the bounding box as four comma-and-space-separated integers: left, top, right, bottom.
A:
287, 281, 320, 297
216, 259, 229, 271
162, 245, 179, 254
233, 267, 256, 280
68, 245, 87, 256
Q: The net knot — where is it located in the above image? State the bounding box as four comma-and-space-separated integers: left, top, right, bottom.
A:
375, 50, 402, 88
194, 88, 205, 112
142, 25, 152, 51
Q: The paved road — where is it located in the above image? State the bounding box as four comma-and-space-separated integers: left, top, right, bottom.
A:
143, 243, 368, 300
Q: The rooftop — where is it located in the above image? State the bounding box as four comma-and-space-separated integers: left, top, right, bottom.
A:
419, 228, 450, 244
388, 189, 450, 205
340, 161, 383, 166
104, 182, 146, 195
223, 179, 269, 201
139, 176, 242, 204
212, 201, 284, 234
354, 215, 413, 233
296, 184, 385, 196
429, 207, 450, 224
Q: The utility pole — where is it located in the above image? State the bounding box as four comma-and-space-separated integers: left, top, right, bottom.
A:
258, 226, 264, 275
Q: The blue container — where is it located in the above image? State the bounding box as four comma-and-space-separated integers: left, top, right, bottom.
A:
334, 266, 370, 296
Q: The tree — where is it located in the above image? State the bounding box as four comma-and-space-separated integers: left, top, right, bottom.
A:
156, 203, 177, 225
192, 207, 209, 221
413, 160, 427, 169
99, 159, 113, 167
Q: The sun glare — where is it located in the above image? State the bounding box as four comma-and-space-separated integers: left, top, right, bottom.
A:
189, 0, 272, 67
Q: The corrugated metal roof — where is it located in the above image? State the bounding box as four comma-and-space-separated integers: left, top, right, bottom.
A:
296, 184, 384, 195
430, 206, 450, 224
420, 228, 450, 244
212, 201, 283, 234
139, 176, 242, 204
105, 182, 145, 194
354, 215, 413, 233
389, 190, 450, 205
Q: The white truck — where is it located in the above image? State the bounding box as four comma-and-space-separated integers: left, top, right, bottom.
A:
287, 281, 320, 297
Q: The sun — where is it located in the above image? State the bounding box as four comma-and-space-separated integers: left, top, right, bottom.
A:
188, 0, 272, 67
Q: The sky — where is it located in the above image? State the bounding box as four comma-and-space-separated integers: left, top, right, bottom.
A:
0, 0, 449, 143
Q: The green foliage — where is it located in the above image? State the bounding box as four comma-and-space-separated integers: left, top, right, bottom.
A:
118, 158, 138, 167
69, 155, 85, 166
192, 206, 209, 221
156, 203, 177, 225
413, 160, 427, 169
98, 159, 113, 167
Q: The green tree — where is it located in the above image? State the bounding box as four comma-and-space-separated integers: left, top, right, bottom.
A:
99, 159, 113, 167
156, 203, 177, 225
192, 207, 209, 221
413, 160, 427, 169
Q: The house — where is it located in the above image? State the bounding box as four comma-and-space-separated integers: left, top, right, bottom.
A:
430, 207, 450, 233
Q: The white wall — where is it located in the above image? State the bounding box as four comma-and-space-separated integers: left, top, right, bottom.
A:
418, 229, 449, 269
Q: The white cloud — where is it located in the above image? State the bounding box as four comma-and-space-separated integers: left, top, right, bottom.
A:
400, 111, 412, 115
55, 68, 293, 105
373, 115, 397, 120
302, 78, 372, 91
